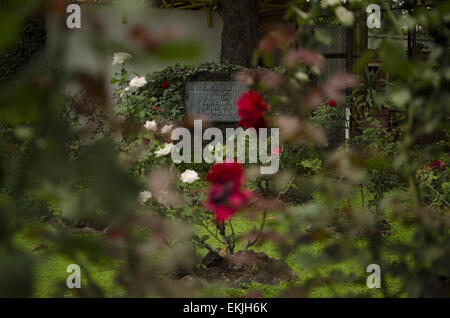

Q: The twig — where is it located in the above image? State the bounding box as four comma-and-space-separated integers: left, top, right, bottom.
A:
276, 175, 296, 200
228, 219, 235, 253
245, 169, 295, 250
245, 210, 267, 250
428, 184, 450, 209
193, 236, 217, 254
218, 223, 234, 254
200, 220, 225, 244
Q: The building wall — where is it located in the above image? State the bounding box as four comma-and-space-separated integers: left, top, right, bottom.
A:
49, 4, 223, 78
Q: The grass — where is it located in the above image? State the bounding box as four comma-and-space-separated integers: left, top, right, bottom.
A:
9, 188, 415, 298
196, 188, 415, 297
13, 231, 119, 297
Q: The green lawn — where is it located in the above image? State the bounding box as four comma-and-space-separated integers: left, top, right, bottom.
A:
195, 189, 414, 297
11, 188, 414, 297
13, 231, 119, 297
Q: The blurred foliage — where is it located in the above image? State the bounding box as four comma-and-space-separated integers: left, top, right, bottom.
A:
0, 0, 449, 298
0, 0, 202, 298
0, 15, 46, 83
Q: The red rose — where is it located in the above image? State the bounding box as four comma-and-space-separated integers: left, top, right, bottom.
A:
329, 99, 337, 107
431, 160, 445, 169
237, 90, 269, 129
207, 161, 244, 186
205, 162, 251, 223
431, 160, 440, 167
161, 81, 170, 89
271, 147, 282, 155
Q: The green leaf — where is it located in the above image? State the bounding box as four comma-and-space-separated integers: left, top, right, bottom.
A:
379, 41, 412, 78
389, 88, 411, 109
353, 51, 375, 73
315, 28, 331, 46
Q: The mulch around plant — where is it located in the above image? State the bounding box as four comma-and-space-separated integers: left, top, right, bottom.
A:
187, 250, 299, 288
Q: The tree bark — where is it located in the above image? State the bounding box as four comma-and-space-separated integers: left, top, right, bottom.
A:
0, 4, 46, 83
219, 0, 259, 67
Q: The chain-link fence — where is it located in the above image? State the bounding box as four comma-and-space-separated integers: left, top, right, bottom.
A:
315, 19, 352, 85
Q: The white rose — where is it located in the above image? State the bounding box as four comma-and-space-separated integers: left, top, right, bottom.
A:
160, 124, 173, 135
335, 6, 354, 27
129, 76, 147, 88
321, 0, 341, 8
295, 71, 309, 82
155, 143, 175, 158
180, 170, 199, 184
112, 52, 132, 65
139, 190, 152, 204
144, 120, 157, 131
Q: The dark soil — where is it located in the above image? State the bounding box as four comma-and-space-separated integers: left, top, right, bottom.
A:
376, 218, 392, 236
189, 250, 299, 288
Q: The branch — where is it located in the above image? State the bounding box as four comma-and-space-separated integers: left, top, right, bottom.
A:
228, 219, 235, 253
200, 220, 225, 244
245, 210, 267, 250
193, 235, 217, 254
217, 223, 234, 254
276, 175, 295, 200
428, 184, 450, 209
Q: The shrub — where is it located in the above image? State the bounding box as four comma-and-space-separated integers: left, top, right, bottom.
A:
112, 63, 246, 124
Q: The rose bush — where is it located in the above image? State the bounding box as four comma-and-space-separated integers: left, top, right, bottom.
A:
1, 0, 449, 298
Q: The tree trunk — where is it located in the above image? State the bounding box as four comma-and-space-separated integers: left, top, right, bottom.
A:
0, 7, 46, 83
219, 0, 259, 67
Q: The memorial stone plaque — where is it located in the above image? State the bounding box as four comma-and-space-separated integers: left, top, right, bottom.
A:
185, 81, 246, 122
